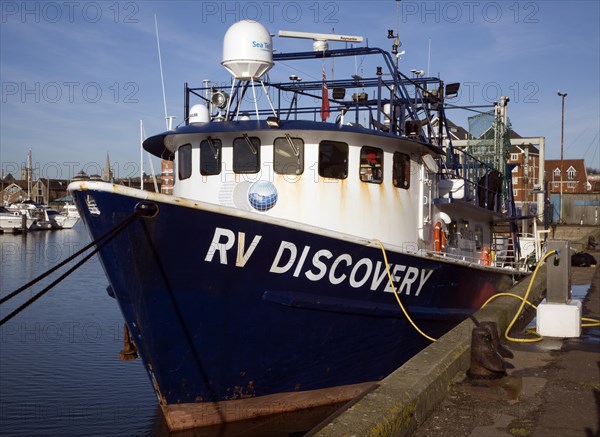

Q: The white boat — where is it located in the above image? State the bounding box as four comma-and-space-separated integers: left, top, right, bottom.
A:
8, 201, 60, 230
55, 204, 80, 229
0, 206, 37, 232
45, 208, 65, 229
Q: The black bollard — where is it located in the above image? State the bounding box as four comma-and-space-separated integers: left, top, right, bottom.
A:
479, 321, 514, 360
467, 326, 509, 380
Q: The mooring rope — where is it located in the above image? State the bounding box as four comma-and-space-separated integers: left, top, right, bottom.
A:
0, 201, 158, 326
1, 214, 134, 306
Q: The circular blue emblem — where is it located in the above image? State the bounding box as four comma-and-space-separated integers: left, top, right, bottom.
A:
248, 181, 278, 211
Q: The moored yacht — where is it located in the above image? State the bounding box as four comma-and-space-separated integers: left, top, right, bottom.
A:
0, 206, 37, 232
54, 203, 80, 229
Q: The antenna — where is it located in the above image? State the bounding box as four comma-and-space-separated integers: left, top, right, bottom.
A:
387, 3, 402, 67
278, 30, 363, 44
155, 15, 173, 130
221, 21, 276, 120
427, 38, 431, 76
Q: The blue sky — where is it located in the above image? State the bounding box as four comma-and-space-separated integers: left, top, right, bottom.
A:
1, 1, 599, 181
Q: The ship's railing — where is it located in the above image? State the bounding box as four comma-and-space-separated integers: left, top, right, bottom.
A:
184, 46, 451, 145
419, 247, 522, 271
186, 79, 440, 134
436, 146, 504, 214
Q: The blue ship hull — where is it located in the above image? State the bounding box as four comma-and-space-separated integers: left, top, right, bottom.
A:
71, 184, 517, 428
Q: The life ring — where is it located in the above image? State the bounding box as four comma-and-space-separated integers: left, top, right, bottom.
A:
433, 221, 446, 252
482, 246, 491, 266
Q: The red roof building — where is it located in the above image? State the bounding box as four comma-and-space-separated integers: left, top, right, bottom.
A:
544, 159, 590, 194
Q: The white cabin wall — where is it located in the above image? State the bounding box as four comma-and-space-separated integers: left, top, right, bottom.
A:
172, 133, 424, 248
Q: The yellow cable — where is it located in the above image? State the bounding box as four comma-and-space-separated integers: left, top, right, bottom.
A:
375, 240, 600, 343
582, 317, 600, 327
502, 249, 557, 343
374, 239, 437, 342
483, 296, 600, 328
481, 249, 600, 341
481, 292, 538, 311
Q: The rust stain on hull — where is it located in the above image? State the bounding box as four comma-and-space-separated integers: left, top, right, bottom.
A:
162, 381, 375, 431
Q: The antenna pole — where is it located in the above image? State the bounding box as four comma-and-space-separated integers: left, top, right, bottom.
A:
148, 155, 159, 193
140, 120, 144, 190
155, 15, 169, 130
331, 28, 334, 81
141, 122, 159, 193
427, 37, 431, 76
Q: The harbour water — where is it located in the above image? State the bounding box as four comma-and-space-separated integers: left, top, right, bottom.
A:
0, 226, 161, 436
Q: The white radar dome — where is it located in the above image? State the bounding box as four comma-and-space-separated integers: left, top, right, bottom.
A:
222, 20, 273, 81
189, 104, 209, 124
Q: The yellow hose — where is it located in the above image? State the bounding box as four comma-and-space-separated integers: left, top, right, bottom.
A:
485, 250, 556, 343
376, 240, 600, 343
480, 292, 538, 310
374, 239, 437, 342
481, 249, 600, 342
582, 317, 600, 327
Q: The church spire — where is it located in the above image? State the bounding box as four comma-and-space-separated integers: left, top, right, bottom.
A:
102, 153, 113, 182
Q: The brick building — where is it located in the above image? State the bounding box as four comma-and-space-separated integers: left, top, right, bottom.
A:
161, 160, 174, 195
545, 159, 590, 194
508, 143, 541, 204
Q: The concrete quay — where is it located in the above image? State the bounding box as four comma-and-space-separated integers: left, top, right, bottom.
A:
311, 229, 600, 437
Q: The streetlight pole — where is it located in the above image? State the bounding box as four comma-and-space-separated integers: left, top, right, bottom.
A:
557, 91, 567, 224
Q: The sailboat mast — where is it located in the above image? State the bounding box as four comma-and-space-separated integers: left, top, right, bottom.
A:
27, 149, 32, 200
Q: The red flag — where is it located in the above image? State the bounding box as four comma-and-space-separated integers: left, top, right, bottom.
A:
320, 67, 330, 122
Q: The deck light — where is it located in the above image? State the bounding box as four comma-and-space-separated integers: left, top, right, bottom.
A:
445, 83, 460, 98
332, 88, 345, 99
211, 91, 229, 109
266, 116, 280, 128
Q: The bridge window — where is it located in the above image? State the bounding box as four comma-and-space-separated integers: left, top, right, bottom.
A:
319, 140, 348, 179
200, 138, 222, 175
360, 146, 383, 184
233, 135, 261, 173
393, 152, 410, 189
475, 225, 484, 250
274, 135, 304, 175
178, 144, 192, 180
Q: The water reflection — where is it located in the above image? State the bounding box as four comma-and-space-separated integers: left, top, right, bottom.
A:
1, 228, 158, 437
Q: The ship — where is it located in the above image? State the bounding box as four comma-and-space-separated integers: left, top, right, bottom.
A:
69, 20, 526, 430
